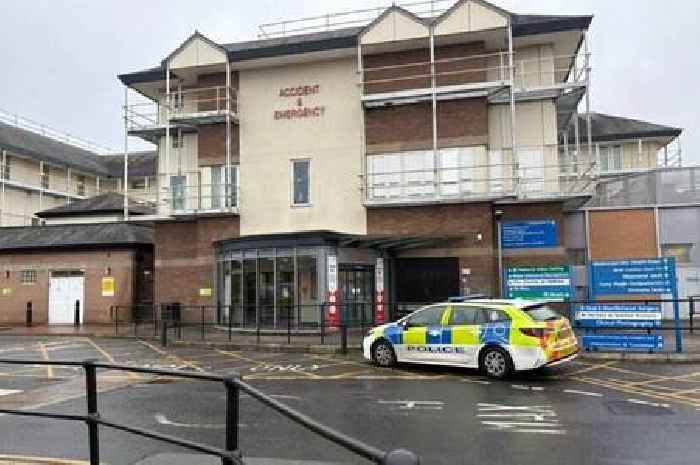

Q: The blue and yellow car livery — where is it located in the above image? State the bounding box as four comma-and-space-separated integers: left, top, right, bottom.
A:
362, 300, 578, 378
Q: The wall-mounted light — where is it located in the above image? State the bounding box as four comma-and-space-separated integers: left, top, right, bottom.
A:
476, 233, 483, 241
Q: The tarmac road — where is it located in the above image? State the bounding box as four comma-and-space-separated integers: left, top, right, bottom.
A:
1, 336, 700, 464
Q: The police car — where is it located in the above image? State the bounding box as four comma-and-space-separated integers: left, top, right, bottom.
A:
362, 299, 578, 378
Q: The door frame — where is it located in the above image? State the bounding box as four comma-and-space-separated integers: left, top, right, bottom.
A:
48, 270, 85, 325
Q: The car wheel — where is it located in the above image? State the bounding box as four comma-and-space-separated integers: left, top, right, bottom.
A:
480, 346, 512, 379
372, 340, 396, 368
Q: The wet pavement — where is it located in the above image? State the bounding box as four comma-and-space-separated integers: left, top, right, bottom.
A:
0, 336, 699, 464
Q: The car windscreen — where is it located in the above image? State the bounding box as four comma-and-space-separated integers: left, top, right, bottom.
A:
523, 304, 562, 321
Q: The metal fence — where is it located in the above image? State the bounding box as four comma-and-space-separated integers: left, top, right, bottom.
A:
110, 302, 433, 350
0, 359, 419, 465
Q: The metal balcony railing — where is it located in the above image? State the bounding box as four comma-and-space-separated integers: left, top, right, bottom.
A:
364, 145, 596, 204
156, 170, 239, 216
361, 51, 589, 97
125, 86, 238, 133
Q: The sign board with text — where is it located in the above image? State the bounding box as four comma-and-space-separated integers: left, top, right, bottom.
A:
501, 220, 558, 249
505, 265, 573, 300
576, 304, 662, 329
590, 258, 676, 296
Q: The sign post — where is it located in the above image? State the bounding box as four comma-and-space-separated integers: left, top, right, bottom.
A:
589, 257, 681, 352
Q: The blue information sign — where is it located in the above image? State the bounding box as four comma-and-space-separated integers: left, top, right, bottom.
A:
501, 220, 558, 249
575, 304, 662, 329
582, 335, 664, 352
590, 257, 676, 296
505, 266, 573, 300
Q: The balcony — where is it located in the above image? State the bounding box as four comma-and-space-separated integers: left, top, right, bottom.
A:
363, 145, 595, 206
125, 86, 238, 142
152, 168, 239, 218
361, 50, 589, 107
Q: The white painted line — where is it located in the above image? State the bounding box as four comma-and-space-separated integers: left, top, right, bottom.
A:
511, 384, 544, 391
0, 389, 22, 397
513, 429, 567, 435
627, 398, 670, 409
461, 379, 491, 385
563, 389, 603, 397
482, 421, 561, 428
377, 400, 444, 410
155, 413, 244, 429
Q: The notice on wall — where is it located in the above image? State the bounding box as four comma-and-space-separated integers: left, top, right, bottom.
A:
199, 288, 212, 297
327, 255, 338, 292
1, 288, 12, 296
376, 258, 385, 293
101, 277, 115, 297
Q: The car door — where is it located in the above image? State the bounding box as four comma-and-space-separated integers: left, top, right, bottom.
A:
447, 305, 480, 367
397, 304, 449, 363
474, 307, 512, 347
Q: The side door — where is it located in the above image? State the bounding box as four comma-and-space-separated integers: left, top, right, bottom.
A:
474, 307, 512, 348
447, 305, 480, 367
398, 304, 449, 363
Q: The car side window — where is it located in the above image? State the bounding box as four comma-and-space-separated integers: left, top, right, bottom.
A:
449, 306, 477, 325
473, 308, 510, 325
406, 305, 447, 327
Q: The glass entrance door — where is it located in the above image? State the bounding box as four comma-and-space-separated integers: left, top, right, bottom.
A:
339, 266, 375, 326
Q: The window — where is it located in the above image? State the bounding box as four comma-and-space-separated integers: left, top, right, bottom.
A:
291, 159, 310, 206
170, 175, 186, 211
599, 145, 623, 173
1, 156, 10, 180
405, 305, 447, 327
662, 243, 693, 264
21, 269, 37, 285
172, 134, 183, 149
473, 308, 510, 324
449, 306, 477, 325
76, 175, 86, 196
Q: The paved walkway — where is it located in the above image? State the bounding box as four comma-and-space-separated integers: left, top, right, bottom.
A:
4, 324, 700, 360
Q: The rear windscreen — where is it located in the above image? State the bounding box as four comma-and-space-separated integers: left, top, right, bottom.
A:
524, 305, 562, 321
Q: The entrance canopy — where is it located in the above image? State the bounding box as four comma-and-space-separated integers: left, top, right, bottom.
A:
336, 234, 465, 252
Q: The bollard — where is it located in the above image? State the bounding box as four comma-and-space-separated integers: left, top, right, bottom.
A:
26, 301, 32, 328
74, 300, 81, 327
84, 359, 101, 465
340, 324, 348, 355
222, 374, 241, 465
160, 320, 168, 347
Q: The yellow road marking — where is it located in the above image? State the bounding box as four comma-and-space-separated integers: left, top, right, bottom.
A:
574, 375, 700, 408
565, 360, 618, 376
139, 340, 204, 372
37, 342, 54, 379
85, 338, 139, 380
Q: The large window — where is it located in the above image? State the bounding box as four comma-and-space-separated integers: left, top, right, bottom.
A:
2, 155, 10, 180
170, 175, 186, 211
291, 159, 310, 206
599, 145, 623, 173
406, 305, 447, 327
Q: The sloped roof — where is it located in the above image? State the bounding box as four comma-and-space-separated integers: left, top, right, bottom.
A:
100, 151, 157, 178
118, 8, 592, 85
36, 192, 155, 218
0, 121, 110, 176
565, 113, 683, 142
0, 223, 153, 252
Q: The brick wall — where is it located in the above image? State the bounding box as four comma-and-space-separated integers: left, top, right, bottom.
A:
154, 217, 240, 307
198, 124, 240, 165
589, 209, 657, 260
365, 98, 488, 154
0, 249, 139, 324
362, 42, 486, 94
367, 203, 497, 295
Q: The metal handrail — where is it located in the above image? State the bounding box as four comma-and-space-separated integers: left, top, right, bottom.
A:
0, 359, 419, 465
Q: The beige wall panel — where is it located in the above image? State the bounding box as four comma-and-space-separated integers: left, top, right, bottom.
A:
488, 100, 557, 149
514, 45, 554, 88
239, 58, 365, 236
9, 156, 39, 186
361, 10, 429, 45
170, 37, 225, 69
435, 1, 507, 36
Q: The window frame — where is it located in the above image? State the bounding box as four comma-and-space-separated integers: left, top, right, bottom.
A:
448, 305, 478, 326
472, 307, 511, 325
20, 269, 37, 285
290, 158, 311, 207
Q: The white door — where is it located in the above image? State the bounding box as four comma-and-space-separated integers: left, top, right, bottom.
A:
49, 276, 84, 325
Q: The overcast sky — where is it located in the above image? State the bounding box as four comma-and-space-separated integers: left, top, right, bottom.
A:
0, 0, 697, 161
